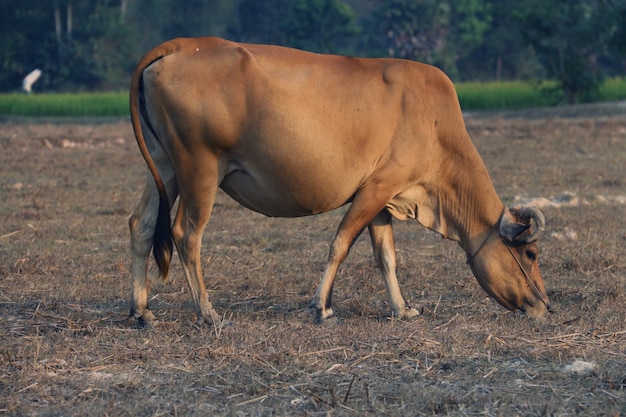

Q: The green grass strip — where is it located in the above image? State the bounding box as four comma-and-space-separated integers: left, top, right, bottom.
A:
599, 77, 626, 102
0, 78, 624, 117
456, 80, 554, 110
0, 92, 128, 117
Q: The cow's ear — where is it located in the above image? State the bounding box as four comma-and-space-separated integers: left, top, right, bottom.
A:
499, 207, 545, 244
499, 210, 530, 242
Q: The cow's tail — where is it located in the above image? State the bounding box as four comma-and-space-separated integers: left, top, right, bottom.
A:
129, 39, 184, 281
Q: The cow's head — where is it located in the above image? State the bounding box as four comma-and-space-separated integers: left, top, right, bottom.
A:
468, 207, 551, 318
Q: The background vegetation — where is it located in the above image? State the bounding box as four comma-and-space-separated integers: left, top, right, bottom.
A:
1, 0, 625, 105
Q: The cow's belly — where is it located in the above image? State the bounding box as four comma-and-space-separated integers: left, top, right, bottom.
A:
219, 165, 354, 218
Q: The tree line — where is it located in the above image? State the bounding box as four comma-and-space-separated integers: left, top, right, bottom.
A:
1, 0, 624, 104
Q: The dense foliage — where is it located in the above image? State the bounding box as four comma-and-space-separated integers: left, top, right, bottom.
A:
1, 0, 624, 104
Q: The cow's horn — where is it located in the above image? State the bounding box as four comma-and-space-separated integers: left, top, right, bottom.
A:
499, 206, 545, 244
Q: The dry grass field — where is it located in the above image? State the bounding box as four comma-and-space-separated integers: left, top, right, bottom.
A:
1, 103, 625, 416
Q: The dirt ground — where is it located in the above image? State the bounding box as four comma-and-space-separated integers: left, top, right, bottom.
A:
1, 103, 625, 416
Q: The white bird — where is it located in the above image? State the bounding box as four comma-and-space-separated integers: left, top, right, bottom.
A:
22, 69, 42, 93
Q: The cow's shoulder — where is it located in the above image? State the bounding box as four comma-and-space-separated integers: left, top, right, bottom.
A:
379, 59, 455, 97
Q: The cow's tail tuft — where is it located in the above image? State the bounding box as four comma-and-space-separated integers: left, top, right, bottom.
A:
130, 39, 185, 280
153, 192, 173, 281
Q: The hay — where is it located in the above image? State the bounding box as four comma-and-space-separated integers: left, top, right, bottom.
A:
1, 106, 626, 415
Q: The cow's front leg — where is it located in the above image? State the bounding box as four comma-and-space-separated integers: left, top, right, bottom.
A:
311, 245, 343, 323
368, 210, 421, 319
311, 189, 391, 322
311, 222, 362, 322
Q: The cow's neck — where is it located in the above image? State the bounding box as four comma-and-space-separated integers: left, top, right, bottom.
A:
417, 131, 504, 256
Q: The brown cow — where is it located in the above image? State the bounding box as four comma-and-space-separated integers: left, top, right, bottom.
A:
128, 37, 551, 326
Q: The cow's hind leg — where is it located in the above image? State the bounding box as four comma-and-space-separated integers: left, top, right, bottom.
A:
170, 157, 221, 326
129, 171, 177, 326
368, 210, 421, 319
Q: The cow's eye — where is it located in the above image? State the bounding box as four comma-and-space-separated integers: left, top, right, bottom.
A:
525, 250, 537, 261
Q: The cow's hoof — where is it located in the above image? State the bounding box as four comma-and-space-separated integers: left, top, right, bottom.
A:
393, 306, 422, 320
196, 315, 232, 329
312, 305, 334, 324
316, 314, 341, 326
131, 309, 157, 328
